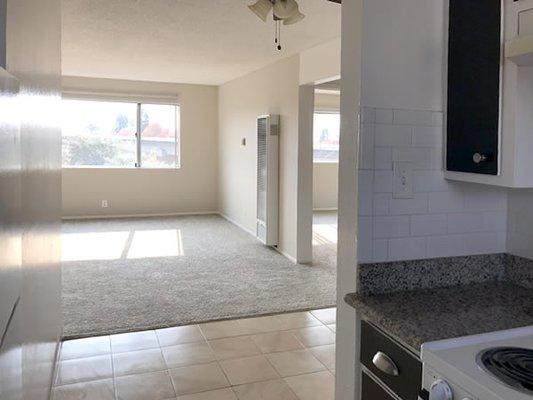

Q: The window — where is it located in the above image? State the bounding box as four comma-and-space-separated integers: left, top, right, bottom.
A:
313, 112, 340, 163
62, 99, 180, 168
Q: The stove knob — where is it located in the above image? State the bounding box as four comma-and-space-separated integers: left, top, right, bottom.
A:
429, 379, 453, 400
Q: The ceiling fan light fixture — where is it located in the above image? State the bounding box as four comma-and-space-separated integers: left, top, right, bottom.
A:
248, 0, 272, 22
273, 0, 298, 19
283, 7, 305, 25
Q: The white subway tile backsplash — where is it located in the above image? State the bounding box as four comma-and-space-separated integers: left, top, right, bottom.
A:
428, 191, 465, 213
357, 106, 508, 263
392, 147, 432, 170
374, 124, 412, 147
393, 109, 435, 126
359, 124, 375, 170
389, 193, 428, 215
373, 193, 390, 215
410, 214, 447, 236
374, 147, 392, 170
412, 126, 443, 147
358, 171, 373, 216
462, 232, 506, 254
413, 170, 451, 192
431, 112, 444, 127
373, 240, 389, 262
427, 235, 467, 258
430, 148, 444, 170
447, 212, 487, 234
360, 107, 376, 124
373, 171, 393, 193
388, 237, 427, 261
463, 190, 507, 211
358, 216, 373, 262
484, 210, 507, 232
375, 108, 394, 124
373, 216, 410, 238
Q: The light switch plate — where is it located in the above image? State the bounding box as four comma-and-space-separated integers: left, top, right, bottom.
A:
393, 162, 414, 199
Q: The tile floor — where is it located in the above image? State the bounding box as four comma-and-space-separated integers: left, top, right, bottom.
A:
53, 308, 337, 400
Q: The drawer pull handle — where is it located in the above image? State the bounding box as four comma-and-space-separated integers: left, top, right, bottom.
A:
372, 351, 399, 376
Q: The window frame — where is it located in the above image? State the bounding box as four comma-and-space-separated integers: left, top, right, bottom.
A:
61, 96, 181, 170
313, 109, 340, 164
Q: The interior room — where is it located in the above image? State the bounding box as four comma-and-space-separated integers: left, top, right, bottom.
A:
58, 1, 341, 344
4, 1, 533, 400
312, 80, 340, 270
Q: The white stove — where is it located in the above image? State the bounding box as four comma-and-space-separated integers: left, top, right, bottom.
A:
420, 326, 533, 400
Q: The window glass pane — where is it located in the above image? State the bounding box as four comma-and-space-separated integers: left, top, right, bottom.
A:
140, 104, 179, 168
62, 100, 137, 167
313, 113, 340, 163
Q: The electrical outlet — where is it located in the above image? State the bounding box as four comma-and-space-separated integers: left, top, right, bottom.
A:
101, 200, 109, 208
393, 162, 414, 199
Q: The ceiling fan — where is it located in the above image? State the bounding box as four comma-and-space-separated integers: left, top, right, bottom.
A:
248, 0, 341, 50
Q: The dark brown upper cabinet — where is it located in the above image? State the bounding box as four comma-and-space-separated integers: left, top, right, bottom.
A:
446, 0, 501, 175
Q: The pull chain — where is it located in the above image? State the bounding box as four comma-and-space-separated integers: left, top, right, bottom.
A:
277, 20, 282, 51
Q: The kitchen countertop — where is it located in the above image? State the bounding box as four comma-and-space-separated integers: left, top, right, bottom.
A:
345, 281, 533, 355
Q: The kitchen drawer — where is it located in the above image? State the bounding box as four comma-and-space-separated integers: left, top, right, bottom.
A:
360, 320, 421, 400
362, 372, 395, 400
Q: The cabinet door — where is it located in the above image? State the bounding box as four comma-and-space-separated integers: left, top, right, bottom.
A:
362, 372, 395, 400
446, 0, 501, 175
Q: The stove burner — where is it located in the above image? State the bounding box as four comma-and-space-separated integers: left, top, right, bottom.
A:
478, 347, 533, 395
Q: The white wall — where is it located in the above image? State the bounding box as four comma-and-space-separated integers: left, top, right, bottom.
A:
313, 163, 338, 210
300, 37, 341, 85
508, 189, 533, 259
61, 76, 219, 218
360, 0, 444, 111
2, 0, 62, 398
357, 0, 508, 263
218, 55, 300, 259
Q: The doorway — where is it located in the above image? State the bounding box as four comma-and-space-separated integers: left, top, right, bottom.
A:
312, 80, 341, 270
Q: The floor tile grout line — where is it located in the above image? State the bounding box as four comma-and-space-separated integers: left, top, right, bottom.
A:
109, 346, 118, 400
53, 368, 333, 397
55, 327, 335, 381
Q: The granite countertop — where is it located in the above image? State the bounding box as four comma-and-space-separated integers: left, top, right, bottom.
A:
345, 281, 533, 354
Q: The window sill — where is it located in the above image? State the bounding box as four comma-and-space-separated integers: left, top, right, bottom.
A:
313, 161, 339, 165
62, 166, 181, 171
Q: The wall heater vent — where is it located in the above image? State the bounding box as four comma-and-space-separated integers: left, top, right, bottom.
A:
256, 114, 279, 246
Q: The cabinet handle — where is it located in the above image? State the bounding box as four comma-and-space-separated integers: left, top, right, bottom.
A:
472, 153, 487, 164
372, 351, 399, 376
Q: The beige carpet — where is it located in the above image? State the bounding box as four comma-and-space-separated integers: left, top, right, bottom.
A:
62, 214, 336, 338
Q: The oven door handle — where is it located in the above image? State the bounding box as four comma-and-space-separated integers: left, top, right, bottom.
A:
372, 351, 400, 376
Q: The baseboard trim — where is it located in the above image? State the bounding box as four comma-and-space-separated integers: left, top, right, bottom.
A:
218, 212, 298, 264
217, 212, 256, 237
62, 211, 219, 221
273, 246, 298, 264
313, 208, 338, 211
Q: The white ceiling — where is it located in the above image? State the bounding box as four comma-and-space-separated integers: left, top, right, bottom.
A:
62, 0, 341, 85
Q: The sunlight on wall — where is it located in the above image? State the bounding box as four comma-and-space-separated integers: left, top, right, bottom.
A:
61, 229, 184, 262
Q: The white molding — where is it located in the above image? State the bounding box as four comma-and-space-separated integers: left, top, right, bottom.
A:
273, 246, 298, 264
313, 208, 338, 212
62, 211, 218, 220
218, 213, 298, 264
217, 212, 256, 237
